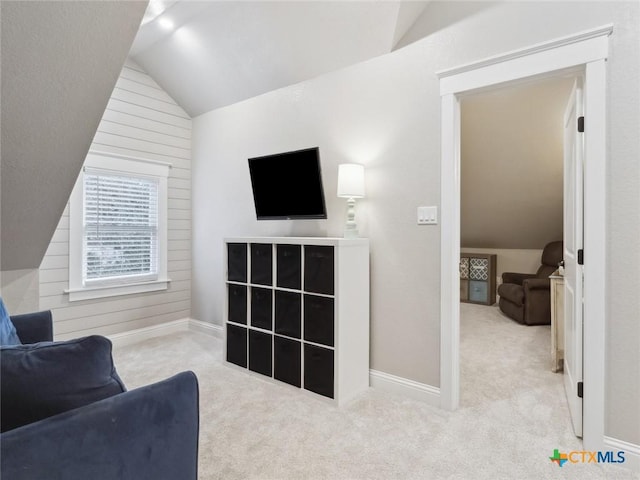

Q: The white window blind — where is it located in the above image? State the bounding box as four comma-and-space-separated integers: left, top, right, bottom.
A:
83, 169, 159, 285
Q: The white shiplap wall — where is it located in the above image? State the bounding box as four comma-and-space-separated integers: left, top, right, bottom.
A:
39, 59, 192, 340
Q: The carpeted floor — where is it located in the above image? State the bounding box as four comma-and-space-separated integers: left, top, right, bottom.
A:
112, 304, 638, 479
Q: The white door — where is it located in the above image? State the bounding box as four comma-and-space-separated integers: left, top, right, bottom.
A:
563, 79, 584, 437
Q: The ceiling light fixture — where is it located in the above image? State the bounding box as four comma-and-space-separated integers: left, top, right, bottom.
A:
141, 0, 178, 26
148, 1, 165, 17
158, 17, 175, 31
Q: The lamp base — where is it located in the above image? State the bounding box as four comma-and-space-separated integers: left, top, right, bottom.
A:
343, 226, 359, 239
343, 197, 359, 239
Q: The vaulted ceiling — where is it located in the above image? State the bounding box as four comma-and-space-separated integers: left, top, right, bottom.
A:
1, 0, 428, 274
1, 1, 429, 273
129, 1, 430, 117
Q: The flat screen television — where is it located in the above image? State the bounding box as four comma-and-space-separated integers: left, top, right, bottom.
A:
248, 147, 327, 220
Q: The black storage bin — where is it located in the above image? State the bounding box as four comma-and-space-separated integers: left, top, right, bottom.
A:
251, 243, 272, 286
228, 284, 247, 324
304, 294, 334, 347
275, 290, 301, 339
304, 344, 334, 398
249, 330, 272, 377
276, 244, 301, 290
226, 324, 247, 368
274, 336, 301, 387
227, 243, 247, 282
250, 287, 272, 330
304, 245, 334, 295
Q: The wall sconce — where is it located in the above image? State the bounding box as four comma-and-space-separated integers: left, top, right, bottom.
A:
337, 163, 365, 238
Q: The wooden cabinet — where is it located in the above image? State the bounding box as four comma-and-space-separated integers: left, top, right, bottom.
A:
224, 237, 369, 405
459, 253, 497, 305
550, 273, 564, 372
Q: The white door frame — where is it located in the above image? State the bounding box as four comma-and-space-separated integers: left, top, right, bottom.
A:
437, 24, 611, 451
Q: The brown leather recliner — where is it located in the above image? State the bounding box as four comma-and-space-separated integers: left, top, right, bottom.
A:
498, 241, 563, 325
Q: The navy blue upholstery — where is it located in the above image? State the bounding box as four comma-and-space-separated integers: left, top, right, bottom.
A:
1, 371, 199, 480
0, 310, 200, 479
10, 310, 53, 344
1, 335, 126, 432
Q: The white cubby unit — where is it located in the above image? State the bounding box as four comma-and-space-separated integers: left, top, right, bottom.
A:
223, 237, 370, 406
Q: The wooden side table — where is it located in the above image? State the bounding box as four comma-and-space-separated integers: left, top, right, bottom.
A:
549, 271, 564, 372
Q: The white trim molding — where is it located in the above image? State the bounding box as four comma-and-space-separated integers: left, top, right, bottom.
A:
369, 369, 440, 407
604, 436, 640, 473
64, 279, 171, 302
107, 318, 190, 347
437, 24, 613, 95
67, 150, 171, 302
439, 91, 461, 412
438, 25, 612, 453
189, 319, 223, 338
106, 318, 222, 347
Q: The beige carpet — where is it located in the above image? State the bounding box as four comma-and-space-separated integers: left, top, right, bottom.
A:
112, 304, 638, 479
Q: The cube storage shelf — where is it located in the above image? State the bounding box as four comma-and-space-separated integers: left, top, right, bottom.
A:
224, 237, 370, 405
460, 253, 497, 305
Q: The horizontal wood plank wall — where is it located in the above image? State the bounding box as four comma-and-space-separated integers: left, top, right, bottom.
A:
39, 59, 192, 340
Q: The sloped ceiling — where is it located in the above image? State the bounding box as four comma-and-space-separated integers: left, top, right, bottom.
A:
1, 1, 148, 271
129, 1, 430, 117
461, 76, 575, 250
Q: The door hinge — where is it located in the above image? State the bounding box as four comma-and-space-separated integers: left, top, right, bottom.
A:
578, 116, 585, 133
578, 381, 584, 398
578, 249, 584, 265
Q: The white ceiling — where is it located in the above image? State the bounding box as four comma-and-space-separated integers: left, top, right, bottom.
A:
129, 1, 430, 117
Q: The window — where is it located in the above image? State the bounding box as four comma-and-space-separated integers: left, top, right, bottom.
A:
84, 171, 159, 285
67, 152, 171, 301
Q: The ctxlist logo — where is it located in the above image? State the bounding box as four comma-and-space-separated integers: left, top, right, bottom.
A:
550, 449, 625, 467
550, 449, 568, 467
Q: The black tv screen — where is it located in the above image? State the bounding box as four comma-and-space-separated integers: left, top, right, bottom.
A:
248, 147, 327, 220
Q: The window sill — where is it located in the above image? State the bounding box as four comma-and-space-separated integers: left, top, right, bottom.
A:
65, 279, 171, 302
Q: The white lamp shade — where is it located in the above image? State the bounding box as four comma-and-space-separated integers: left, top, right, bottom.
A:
337, 163, 365, 198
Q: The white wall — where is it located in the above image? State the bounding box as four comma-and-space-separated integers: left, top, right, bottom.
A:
192, 45, 441, 385
461, 248, 544, 287
461, 77, 572, 250
1, 269, 39, 314
192, 2, 639, 446
39, 59, 192, 339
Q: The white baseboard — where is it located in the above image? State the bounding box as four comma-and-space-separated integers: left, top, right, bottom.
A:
108, 318, 222, 347
604, 436, 640, 473
189, 319, 223, 338
369, 369, 440, 407
108, 318, 190, 347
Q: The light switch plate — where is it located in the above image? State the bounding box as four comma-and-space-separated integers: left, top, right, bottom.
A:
417, 206, 438, 225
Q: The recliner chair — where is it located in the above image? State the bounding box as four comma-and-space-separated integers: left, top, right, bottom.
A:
498, 241, 563, 325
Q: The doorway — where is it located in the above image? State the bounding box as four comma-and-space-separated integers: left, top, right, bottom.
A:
458, 76, 573, 411
438, 25, 611, 451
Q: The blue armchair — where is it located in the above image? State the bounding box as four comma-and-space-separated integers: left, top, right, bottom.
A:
10, 309, 53, 343
1, 311, 199, 480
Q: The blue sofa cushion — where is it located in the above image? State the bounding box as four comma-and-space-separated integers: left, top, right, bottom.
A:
1, 335, 126, 432
0, 298, 21, 346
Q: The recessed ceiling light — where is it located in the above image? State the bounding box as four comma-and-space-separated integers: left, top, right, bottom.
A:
158, 17, 175, 31
141, 0, 178, 26
148, 1, 165, 17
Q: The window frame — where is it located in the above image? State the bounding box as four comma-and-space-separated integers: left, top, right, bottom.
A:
67, 151, 171, 302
